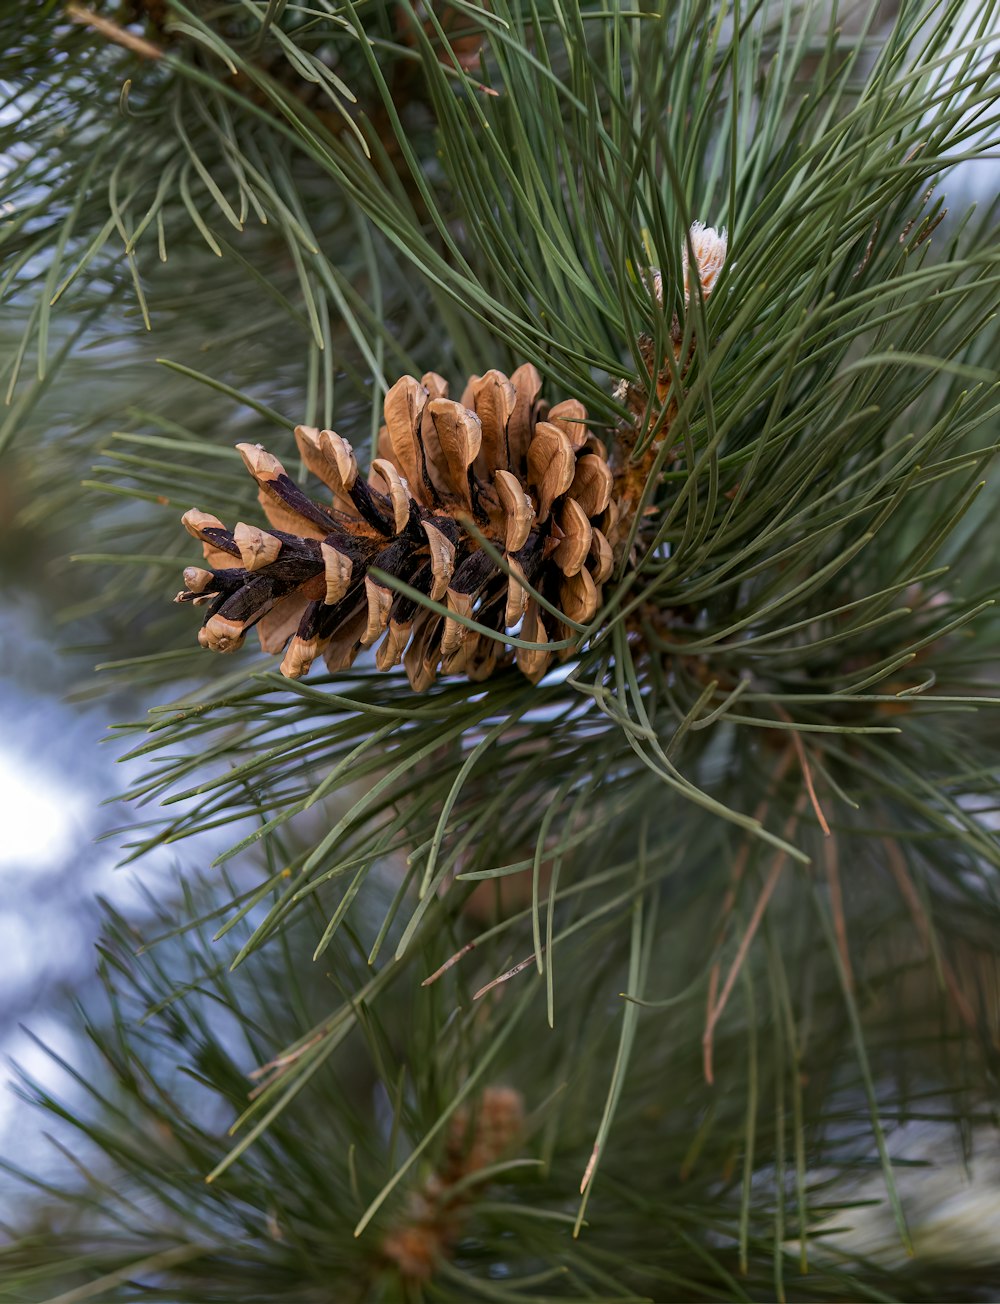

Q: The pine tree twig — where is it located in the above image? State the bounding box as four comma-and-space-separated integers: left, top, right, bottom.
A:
882, 837, 977, 1030
779, 706, 831, 837
704, 745, 797, 1036
474, 951, 539, 1001
703, 796, 805, 1085
247, 1031, 325, 1094
65, 3, 164, 60
824, 835, 854, 993
422, 941, 476, 987
579, 1142, 599, 1194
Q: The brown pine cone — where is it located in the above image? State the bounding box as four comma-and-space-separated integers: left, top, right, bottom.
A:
175, 367, 622, 691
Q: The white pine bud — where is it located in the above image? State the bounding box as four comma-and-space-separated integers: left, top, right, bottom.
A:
682, 221, 728, 303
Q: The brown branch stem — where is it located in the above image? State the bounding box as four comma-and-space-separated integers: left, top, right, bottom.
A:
882, 837, 977, 1030
702, 798, 804, 1084
65, 3, 164, 60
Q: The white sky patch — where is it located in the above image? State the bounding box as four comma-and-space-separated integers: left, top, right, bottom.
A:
0, 747, 89, 873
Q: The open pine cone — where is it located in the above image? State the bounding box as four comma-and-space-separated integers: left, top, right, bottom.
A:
175, 367, 623, 691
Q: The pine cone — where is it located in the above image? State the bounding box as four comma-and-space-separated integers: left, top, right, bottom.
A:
381, 1086, 524, 1283
175, 367, 622, 691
